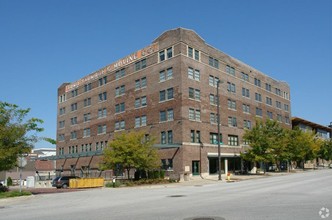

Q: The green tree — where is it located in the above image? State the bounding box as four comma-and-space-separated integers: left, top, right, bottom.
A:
241, 119, 287, 172
318, 139, 332, 165
0, 102, 43, 171
288, 127, 322, 167
101, 131, 160, 179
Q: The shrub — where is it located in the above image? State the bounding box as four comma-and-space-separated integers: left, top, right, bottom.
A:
7, 177, 13, 186
0, 185, 9, 193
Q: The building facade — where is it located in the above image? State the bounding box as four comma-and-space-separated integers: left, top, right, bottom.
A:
56, 28, 291, 178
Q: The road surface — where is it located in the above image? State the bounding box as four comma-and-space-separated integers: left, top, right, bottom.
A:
1, 169, 331, 220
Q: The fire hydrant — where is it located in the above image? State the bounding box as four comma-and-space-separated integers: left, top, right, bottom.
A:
227, 172, 231, 181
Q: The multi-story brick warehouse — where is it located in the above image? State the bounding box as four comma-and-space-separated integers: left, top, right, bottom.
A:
56, 28, 291, 178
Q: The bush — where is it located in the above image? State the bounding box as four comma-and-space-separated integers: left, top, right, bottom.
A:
0, 185, 9, 193
105, 180, 121, 188
7, 177, 13, 186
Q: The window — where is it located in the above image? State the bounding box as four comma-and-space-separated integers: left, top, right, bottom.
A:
228, 135, 238, 146
209, 75, 219, 87
210, 113, 217, 124
70, 131, 77, 140
71, 103, 77, 111
189, 108, 201, 121
210, 133, 222, 145
84, 98, 91, 107
267, 111, 273, 119
115, 85, 125, 96
254, 78, 261, 87
98, 76, 107, 86
70, 117, 77, 125
115, 120, 125, 131
58, 134, 65, 142
115, 68, 125, 79
59, 120, 65, 129
98, 108, 107, 118
135, 59, 146, 71
167, 130, 173, 144
255, 93, 262, 102
228, 116, 237, 127
83, 128, 91, 137
115, 102, 125, 113
226, 65, 235, 76
160, 109, 173, 122
277, 114, 282, 122
228, 99, 236, 110
161, 130, 173, 144
266, 97, 272, 106
285, 116, 290, 124
189, 87, 200, 100
59, 107, 66, 115
266, 83, 271, 92
227, 82, 236, 93
161, 159, 173, 170
276, 101, 282, 109
209, 94, 217, 105
209, 57, 219, 68
256, 107, 263, 117
135, 115, 147, 127
188, 67, 200, 81
242, 104, 250, 114
159, 68, 173, 82
84, 83, 92, 92
188, 47, 193, 58
275, 88, 281, 96
84, 113, 91, 122
97, 124, 107, 134
135, 96, 147, 108
194, 49, 200, 61
191, 130, 201, 143
159, 50, 165, 62
242, 88, 250, 98
159, 88, 174, 102
241, 72, 249, 81
59, 94, 66, 103
284, 104, 289, 111
71, 89, 78, 97
244, 120, 251, 129
99, 92, 107, 101
135, 77, 147, 90
167, 47, 173, 59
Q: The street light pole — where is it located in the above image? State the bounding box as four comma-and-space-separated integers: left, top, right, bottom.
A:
217, 80, 222, 181
330, 122, 332, 140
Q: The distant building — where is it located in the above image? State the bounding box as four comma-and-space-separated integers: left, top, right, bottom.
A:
292, 117, 331, 168
0, 148, 56, 184
56, 28, 291, 178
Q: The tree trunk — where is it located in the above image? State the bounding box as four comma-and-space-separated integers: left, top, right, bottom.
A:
127, 168, 130, 180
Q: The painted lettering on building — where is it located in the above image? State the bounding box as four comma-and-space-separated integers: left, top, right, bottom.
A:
65, 42, 159, 92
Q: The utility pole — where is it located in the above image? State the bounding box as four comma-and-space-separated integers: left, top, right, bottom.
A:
217, 80, 222, 181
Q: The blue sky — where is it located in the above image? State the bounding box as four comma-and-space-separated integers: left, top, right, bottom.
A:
1, 0, 331, 149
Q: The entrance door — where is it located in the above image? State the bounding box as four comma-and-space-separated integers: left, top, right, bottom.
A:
192, 161, 200, 175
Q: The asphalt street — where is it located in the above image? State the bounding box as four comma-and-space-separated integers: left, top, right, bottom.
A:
1, 169, 331, 220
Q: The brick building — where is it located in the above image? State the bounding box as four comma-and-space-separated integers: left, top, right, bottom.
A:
56, 28, 291, 178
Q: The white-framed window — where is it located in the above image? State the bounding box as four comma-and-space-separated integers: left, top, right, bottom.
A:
228, 135, 239, 146
83, 113, 91, 122
209, 56, 219, 68
255, 93, 262, 102
242, 88, 250, 98
115, 85, 125, 96
99, 92, 107, 102
243, 104, 250, 114
189, 87, 200, 100
159, 67, 173, 82
135, 96, 147, 108
115, 68, 125, 79
209, 75, 219, 87
228, 99, 236, 110
159, 47, 173, 62
135, 77, 147, 90
98, 108, 107, 118
226, 65, 235, 76
228, 116, 237, 127
266, 97, 272, 105
241, 72, 249, 81
227, 82, 236, 93
189, 108, 201, 121
244, 120, 251, 129
83, 128, 91, 137
115, 102, 125, 113
98, 76, 107, 86
159, 88, 174, 102
254, 78, 261, 87
135, 59, 146, 71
